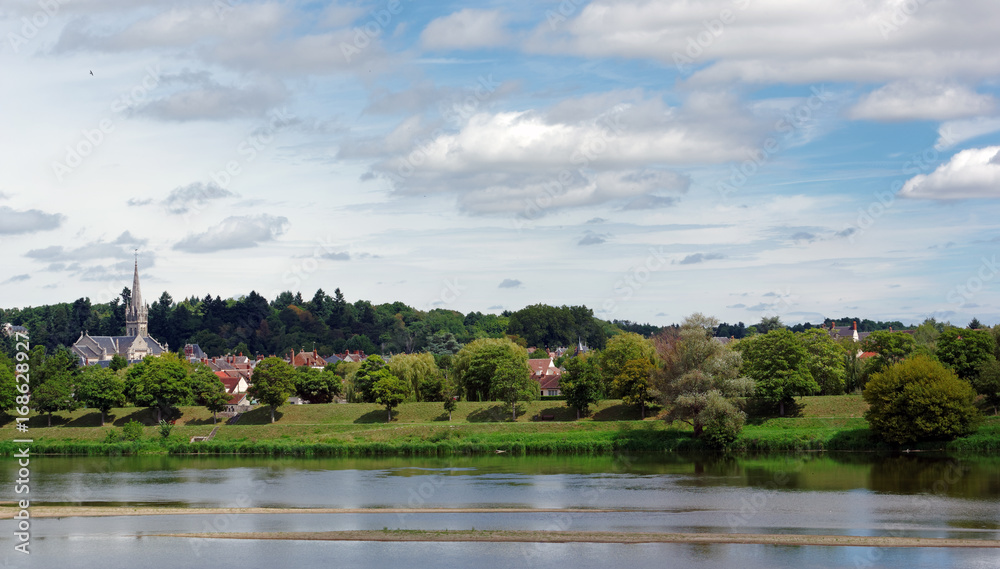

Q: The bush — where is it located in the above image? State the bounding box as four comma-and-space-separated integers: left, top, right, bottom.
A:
863, 355, 981, 444
700, 391, 746, 450
122, 420, 144, 441
158, 419, 173, 439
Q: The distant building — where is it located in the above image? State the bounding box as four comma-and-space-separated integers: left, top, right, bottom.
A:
528, 357, 562, 397
71, 258, 168, 364
2, 323, 28, 337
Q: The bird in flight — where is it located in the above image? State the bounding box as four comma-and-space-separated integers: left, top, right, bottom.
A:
89, 70, 94, 76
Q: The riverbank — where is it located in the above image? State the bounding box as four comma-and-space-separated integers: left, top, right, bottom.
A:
160, 529, 1000, 548
3, 396, 998, 455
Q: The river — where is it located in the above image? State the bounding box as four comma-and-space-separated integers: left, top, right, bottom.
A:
4, 452, 999, 567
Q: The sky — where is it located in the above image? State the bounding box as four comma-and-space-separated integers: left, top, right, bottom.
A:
2, 0, 1000, 328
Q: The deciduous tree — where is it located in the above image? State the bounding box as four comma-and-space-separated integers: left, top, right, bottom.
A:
248, 356, 296, 423
76, 365, 126, 426
735, 329, 818, 415
936, 328, 996, 381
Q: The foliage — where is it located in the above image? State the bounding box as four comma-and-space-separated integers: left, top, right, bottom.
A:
654, 316, 753, 441
108, 354, 128, 372
863, 355, 981, 444
353, 355, 387, 403
754, 316, 785, 334
528, 348, 550, 359
158, 419, 173, 439
452, 338, 529, 402
973, 359, 1000, 415
560, 354, 603, 417
372, 373, 410, 421
189, 364, 231, 423
122, 419, 144, 441
936, 328, 997, 381
797, 328, 846, 395
0, 352, 17, 411
294, 366, 342, 404
735, 329, 819, 415
387, 352, 442, 401
840, 338, 867, 393
506, 304, 607, 350
33, 374, 78, 426
859, 330, 915, 376
600, 332, 657, 398
125, 353, 191, 423
443, 396, 457, 421
488, 360, 537, 420
76, 365, 126, 426
248, 356, 297, 423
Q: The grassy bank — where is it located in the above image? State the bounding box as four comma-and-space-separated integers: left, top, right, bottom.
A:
2, 395, 997, 456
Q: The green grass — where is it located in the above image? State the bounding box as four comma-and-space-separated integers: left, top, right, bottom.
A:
2, 395, 996, 456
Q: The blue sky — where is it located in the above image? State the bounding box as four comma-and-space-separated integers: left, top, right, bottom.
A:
2, 0, 1000, 327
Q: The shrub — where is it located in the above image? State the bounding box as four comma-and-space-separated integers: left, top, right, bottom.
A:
158, 419, 173, 439
122, 420, 144, 441
700, 391, 746, 450
863, 355, 981, 444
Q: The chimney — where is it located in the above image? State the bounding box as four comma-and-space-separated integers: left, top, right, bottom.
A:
889, 326, 893, 332
853, 321, 857, 331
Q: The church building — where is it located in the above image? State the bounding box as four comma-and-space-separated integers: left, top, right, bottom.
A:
72, 258, 168, 365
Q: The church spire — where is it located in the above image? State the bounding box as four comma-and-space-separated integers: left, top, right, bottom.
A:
125, 251, 148, 337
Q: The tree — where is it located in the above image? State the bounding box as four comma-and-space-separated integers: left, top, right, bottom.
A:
754, 316, 785, 334
735, 329, 819, 415
248, 357, 297, 423
797, 328, 846, 395
654, 316, 753, 442
0, 352, 17, 412
443, 396, 458, 421
969, 317, 983, 330
372, 373, 409, 421
108, 354, 128, 372
452, 338, 529, 402
76, 365, 126, 426
294, 366, 342, 404
489, 360, 537, 420
189, 364, 230, 424
859, 331, 916, 376
387, 352, 442, 401
863, 355, 980, 444
561, 354, 603, 418
936, 328, 996, 381
600, 332, 657, 398
353, 355, 388, 403
974, 359, 1000, 415
128, 353, 191, 423
32, 349, 81, 426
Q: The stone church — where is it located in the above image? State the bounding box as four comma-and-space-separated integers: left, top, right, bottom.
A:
72, 258, 168, 365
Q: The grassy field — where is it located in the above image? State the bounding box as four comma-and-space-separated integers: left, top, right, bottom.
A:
3, 394, 996, 455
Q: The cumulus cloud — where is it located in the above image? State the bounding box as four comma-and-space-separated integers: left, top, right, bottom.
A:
0, 206, 64, 235
498, 278, 522, 288
173, 214, 289, 252
578, 232, 608, 246
25, 232, 148, 261
677, 253, 725, 265
421, 9, 510, 50
139, 72, 288, 121
849, 81, 995, 121
526, 0, 1000, 85
161, 182, 236, 214
899, 146, 1000, 199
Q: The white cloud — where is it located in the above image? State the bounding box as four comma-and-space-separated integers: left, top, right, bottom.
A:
899, 146, 1000, 199
498, 278, 522, 288
849, 81, 995, 121
173, 214, 289, 252
936, 116, 1000, 150
161, 182, 236, 214
421, 9, 509, 50
0, 207, 64, 235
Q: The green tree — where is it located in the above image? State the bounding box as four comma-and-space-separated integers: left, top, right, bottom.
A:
489, 360, 537, 420
189, 364, 230, 424
859, 330, 916, 376
452, 338, 529, 402
426, 331, 462, 355
372, 372, 409, 421
248, 356, 296, 423
600, 332, 657, 398
615, 358, 655, 418
0, 352, 18, 412
387, 352, 442, 401
108, 354, 128, 372
754, 316, 785, 334
443, 395, 457, 421
654, 316, 753, 442
76, 365, 126, 426
353, 355, 387, 403
936, 328, 996, 381
736, 329, 819, 415
33, 374, 78, 426
797, 328, 846, 395
294, 366, 342, 404
561, 353, 603, 418
863, 355, 980, 444
129, 353, 191, 423
974, 359, 1000, 415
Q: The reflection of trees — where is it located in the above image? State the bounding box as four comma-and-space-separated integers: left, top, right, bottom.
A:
868, 455, 999, 499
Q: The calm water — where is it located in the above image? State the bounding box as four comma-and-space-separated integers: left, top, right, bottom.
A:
4, 453, 1000, 568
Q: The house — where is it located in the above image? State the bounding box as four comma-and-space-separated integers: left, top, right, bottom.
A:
214, 370, 249, 394
288, 349, 327, 368
183, 343, 207, 362
225, 392, 251, 414
71, 258, 168, 364
2, 323, 28, 337
528, 357, 562, 396
337, 350, 367, 363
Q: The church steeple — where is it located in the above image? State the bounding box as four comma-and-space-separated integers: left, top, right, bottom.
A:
125, 252, 148, 337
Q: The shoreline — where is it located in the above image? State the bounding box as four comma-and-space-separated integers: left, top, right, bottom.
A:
1, 506, 619, 518
159, 529, 1000, 548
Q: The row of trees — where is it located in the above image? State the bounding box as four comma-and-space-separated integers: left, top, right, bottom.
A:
1, 291, 624, 361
